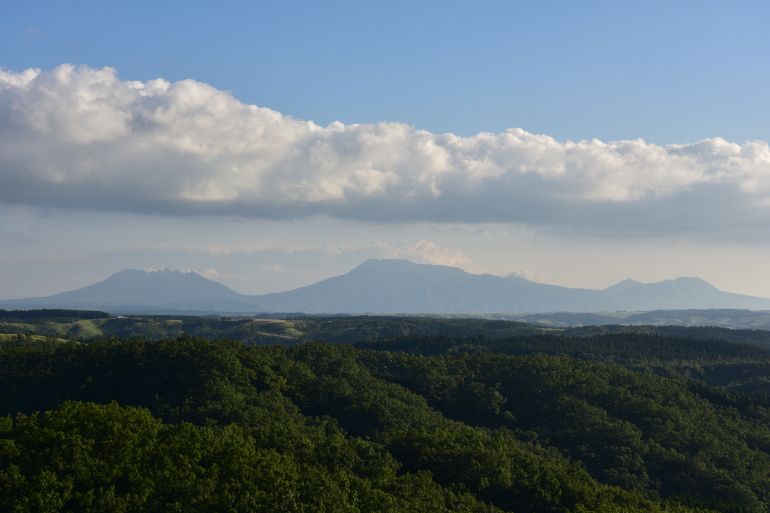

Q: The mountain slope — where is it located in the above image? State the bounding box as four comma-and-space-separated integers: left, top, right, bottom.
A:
1, 269, 258, 313
3, 260, 770, 314
253, 259, 770, 313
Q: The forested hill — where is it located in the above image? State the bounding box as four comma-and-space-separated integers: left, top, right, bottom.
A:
2, 333, 770, 512
6, 310, 770, 349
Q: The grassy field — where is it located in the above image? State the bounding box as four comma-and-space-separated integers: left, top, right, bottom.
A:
0, 333, 69, 344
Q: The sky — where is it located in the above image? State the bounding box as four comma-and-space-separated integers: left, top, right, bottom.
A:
2, 1, 770, 298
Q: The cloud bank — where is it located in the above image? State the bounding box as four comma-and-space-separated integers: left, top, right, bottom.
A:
2, 64, 770, 238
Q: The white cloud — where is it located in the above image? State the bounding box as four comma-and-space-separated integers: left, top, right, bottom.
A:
506, 269, 537, 281
2, 64, 770, 239
396, 239, 474, 269
196, 267, 221, 279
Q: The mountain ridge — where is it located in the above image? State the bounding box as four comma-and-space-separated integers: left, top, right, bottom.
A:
2, 259, 769, 314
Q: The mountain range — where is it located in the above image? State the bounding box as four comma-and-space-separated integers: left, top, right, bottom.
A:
3, 259, 770, 314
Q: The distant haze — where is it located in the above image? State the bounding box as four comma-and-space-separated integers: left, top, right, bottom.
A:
3, 260, 769, 315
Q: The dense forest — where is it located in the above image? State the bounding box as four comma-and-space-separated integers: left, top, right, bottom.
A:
2, 312, 770, 512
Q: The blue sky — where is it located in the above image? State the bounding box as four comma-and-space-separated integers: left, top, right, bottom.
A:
2, 1, 770, 299
3, 0, 769, 143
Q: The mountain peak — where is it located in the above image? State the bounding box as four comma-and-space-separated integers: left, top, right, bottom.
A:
355, 258, 425, 269
0, 267, 253, 313
666, 276, 717, 290
255, 263, 769, 314
105, 268, 206, 282
129, 267, 199, 274
670, 276, 710, 284
110, 268, 196, 276
351, 259, 462, 274
4, 261, 768, 315
606, 278, 643, 291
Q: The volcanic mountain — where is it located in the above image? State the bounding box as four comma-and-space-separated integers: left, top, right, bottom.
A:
3, 260, 770, 314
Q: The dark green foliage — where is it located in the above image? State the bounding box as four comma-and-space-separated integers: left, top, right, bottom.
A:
0, 340, 503, 513
563, 324, 770, 350
1, 401, 488, 513
0, 309, 109, 322
358, 333, 770, 361
359, 333, 770, 400
359, 350, 770, 512
1, 335, 767, 512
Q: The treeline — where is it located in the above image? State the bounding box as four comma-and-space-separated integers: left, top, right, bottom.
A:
0, 309, 109, 322
358, 332, 770, 362
358, 333, 770, 399
7, 311, 770, 353
2, 337, 769, 512
563, 324, 770, 350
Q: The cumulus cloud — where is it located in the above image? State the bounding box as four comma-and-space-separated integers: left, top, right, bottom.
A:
2, 64, 770, 238
396, 240, 474, 269
196, 268, 221, 279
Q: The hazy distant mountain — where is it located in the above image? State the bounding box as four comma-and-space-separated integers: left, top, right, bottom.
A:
254, 259, 770, 313
0, 269, 258, 313
255, 259, 584, 313
3, 259, 770, 314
